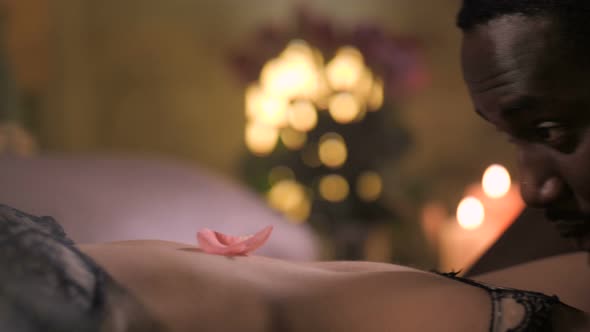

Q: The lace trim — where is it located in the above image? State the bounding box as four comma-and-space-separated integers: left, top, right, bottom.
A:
0, 204, 107, 331
0, 204, 74, 245
437, 272, 559, 332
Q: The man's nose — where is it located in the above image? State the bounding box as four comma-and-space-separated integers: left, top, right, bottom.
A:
520, 176, 566, 208
518, 148, 567, 208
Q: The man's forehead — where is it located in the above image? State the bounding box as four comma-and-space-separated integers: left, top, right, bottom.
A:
462, 15, 590, 105
461, 15, 553, 85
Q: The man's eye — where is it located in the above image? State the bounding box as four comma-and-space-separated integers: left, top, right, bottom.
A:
533, 121, 568, 145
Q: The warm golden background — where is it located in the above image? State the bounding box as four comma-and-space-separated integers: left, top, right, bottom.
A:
5, 0, 516, 219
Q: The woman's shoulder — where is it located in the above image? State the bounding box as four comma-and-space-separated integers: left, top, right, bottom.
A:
473, 252, 590, 312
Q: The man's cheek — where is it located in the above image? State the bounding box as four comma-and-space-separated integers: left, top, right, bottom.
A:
571, 174, 590, 212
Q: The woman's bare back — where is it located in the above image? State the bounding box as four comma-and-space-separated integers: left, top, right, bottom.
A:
79, 240, 589, 332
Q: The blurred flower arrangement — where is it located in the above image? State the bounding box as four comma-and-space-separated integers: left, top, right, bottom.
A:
230, 9, 428, 259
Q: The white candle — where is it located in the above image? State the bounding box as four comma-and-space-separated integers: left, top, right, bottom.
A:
438, 216, 497, 272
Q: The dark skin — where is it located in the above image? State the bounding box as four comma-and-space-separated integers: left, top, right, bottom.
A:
461, 15, 590, 250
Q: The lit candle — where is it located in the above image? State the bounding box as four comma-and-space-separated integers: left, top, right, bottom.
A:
438, 196, 493, 272
437, 186, 525, 272
438, 212, 499, 272
437, 165, 525, 272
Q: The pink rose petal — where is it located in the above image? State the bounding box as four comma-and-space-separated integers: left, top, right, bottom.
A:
197, 226, 273, 256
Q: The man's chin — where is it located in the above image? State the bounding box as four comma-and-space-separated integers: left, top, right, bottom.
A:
575, 234, 590, 251
549, 219, 590, 251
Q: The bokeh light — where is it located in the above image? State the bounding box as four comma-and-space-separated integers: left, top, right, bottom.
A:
286, 195, 312, 223
368, 79, 384, 111
254, 92, 288, 127
260, 41, 320, 100
243, 40, 394, 226
287, 100, 318, 132
353, 68, 374, 101
318, 133, 347, 168
328, 92, 361, 124
313, 75, 332, 110
267, 179, 311, 223
245, 121, 279, 155
326, 46, 365, 91
280, 127, 307, 150
456, 196, 485, 230
267, 179, 307, 219
356, 171, 383, 202
319, 174, 350, 202
282, 39, 316, 61
245, 84, 263, 119
482, 164, 511, 199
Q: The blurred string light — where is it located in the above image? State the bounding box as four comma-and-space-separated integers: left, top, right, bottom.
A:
260, 41, 321, 100
329, 92, 362, 124
244, 41, 383, 157
482, 164, 511, 199
244, 40, 386, 222
245, 84, 288, 127
325, 46, 365, 91
354, 69, 374, 102
368, 79, 384, 111
267, 179, 311, 223
318, 132, 347, 169
244, 121, 279, 156
320, 174, 350, 202
287, 100, 318, 132
356, 171, 383, 202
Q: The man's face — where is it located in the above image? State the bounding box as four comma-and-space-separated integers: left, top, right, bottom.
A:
461, 15, 590, 249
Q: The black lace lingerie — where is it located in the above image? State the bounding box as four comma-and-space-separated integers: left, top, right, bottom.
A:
436, 272, 560, 331
0, 204, 110, 332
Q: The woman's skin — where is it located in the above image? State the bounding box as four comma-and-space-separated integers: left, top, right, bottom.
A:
78, 240, 491, 332
79, 241, 589, 332
474, 252, 590, 311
